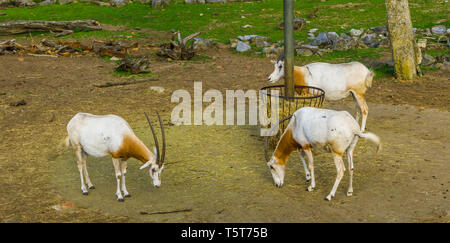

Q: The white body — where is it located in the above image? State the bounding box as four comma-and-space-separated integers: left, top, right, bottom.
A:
268, 60, 374, 131
268, 107, 380, 200
66, 112, 162, 202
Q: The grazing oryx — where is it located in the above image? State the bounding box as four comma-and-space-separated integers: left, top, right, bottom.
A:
268, 54, 374, 131
65, 112, 166, 202
267, 107, 380, 201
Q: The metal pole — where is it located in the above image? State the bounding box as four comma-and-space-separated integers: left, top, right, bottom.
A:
283, 0, 295, 97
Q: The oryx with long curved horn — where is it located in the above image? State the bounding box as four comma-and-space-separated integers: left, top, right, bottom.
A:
65, 112, 166, 202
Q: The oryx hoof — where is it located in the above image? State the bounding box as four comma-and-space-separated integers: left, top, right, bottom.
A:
117, 198, 124, 202
82, 191, 88, 195
89, 186, 95, 190
325, 195, 332, 201
346, 191, 353, 197
307, 186, 315, 192
124, 194, 131, 198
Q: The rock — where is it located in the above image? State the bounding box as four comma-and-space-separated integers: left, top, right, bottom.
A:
192, 37, 216, 51
111, 0, 128, 7
59, 0, 73, 4
311, 32, 330, 47
309, 28, 319, 33
431, 25, 446, 35
423, 28, 432, 36
378, 37, 390, 48
274, 46, 284, 56
15, 0, 36, 6
349, 28, 363, 37
417, 39, 427, 49
332, 38, 357, 51
206, 0, 227, 2
255, 38, 270, 48
339, 33, 352, 40
278, 18, 306, 31
435, 54, 449, 63
326, 32, 339, 42
152, 0, 168, 8
0, 12, 5, 16
150, 86, 165, 93
360, 33, 379, 48
93, 1, 111, 6
185, 0, 205, 3
229, 38, 239, 48
242, 24, 253, 28
235, 41, 251, 52
316, 48, 332, 56
262, 46, 275, 57
39, 0, 56, 5
307, 33, 315, 40
370, 26, 387, 36
421, 54, 435, 66
296, 48, 313, 56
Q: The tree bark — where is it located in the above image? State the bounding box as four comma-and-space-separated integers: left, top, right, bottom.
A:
385, 0, 419, 81
0, 20, 102, 35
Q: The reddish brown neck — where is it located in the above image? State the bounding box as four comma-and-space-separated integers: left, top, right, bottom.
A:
273, 127, 300, 165
111, 134, 152, 163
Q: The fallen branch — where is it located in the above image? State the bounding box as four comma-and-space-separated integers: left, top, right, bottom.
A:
93, 78, 159, 88
0, 20, 102, 35
140, 208, 192, 215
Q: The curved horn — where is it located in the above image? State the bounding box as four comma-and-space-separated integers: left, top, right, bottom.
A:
155, 111, 166, 166
144, 112, 160, 164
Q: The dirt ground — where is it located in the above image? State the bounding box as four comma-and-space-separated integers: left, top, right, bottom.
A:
0, 37, 449, 222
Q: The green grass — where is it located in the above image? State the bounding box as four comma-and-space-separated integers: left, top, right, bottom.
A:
0, 0, 447, 76
1, 1, 448, 43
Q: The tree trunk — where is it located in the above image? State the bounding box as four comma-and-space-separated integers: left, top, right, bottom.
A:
385, 0, 419, 81
0, 20, 102, 35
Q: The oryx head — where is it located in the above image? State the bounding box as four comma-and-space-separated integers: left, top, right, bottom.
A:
267, 157, 285, 188
140, 112, 166, 188
268, 54, 285, 83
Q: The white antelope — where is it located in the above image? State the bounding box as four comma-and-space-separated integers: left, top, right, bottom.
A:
65, 112, 166, 202
268, 54, 374, 131
267, 107, 380, 200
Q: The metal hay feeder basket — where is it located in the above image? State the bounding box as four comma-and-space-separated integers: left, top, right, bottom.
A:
259, 85, 325, 162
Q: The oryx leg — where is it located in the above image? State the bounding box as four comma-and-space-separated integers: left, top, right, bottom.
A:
112, 158, 124, 202
326, 151, 345, 201
351, 92, 361, 123
354, 93, 369, 132
346, 136, 358, 196
75, 146, 89, 195
120, 160, 130, 197
304, 148, 315, 191
299, 150, 311, 181
80, 150, 94, 190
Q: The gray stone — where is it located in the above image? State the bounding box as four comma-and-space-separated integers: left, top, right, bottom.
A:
332, 38, 357, 51
14, 0, 37, 6
309, 28, 319, 33
349, 28, 363, 37
262, 47, 275, 57
111, 0, 128, 7
236, 41, 251, 52
421, 54, 435, 66
39, 0, 56, 5
378, 37, 390, 48
59, 0, 73, 4
431, 25, 446, 35
307, 33, 315, 40
255, 38, 270, 48
274, 46, 284, 56
278, 18, 306, 31
296, 48, 313, 57
339, 33, 352, 40
185, 0, 205, 3
192, 37, 216, 51
206, 0, 227, 2
326, 32, 339, 42
311, 32, 330, 47
360, 33, 379, 48
152, 0, 167, 8
93, 1, 111, 6
370, 26, 387, 36
229, 38, 239, 48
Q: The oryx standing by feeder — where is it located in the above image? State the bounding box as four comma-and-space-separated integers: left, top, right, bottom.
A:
267, 107, 381, 200
65, 112, 166, 202
268, 54, 374, 131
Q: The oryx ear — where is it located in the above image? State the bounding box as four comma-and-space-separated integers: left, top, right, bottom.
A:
140, 160, 152, 170
271, 60, 276, 64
